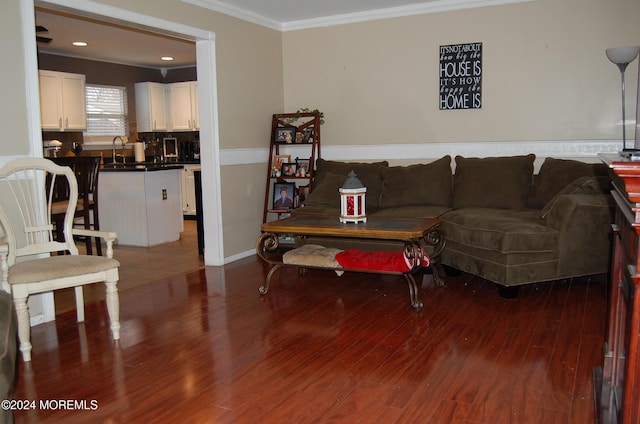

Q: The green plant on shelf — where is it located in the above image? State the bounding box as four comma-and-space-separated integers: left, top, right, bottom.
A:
282, 108, 325, 125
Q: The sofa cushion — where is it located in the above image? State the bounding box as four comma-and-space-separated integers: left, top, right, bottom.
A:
303, 172, 345, 209
283, 244, 343, 269
293, 204, 341, 216
379, 156, 452, 208
441, 208, 558, 253
314, 159, 388, 210
371, 205, 452, 219
528, 158, 609, 208
441, 239, 559, 286
453, 154, 535, 209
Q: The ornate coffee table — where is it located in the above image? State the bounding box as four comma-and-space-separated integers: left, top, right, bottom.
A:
257, 215, 445, 310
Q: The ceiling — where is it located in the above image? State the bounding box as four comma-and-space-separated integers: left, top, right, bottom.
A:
34, 0, 491, 69
35, 8, 198, 69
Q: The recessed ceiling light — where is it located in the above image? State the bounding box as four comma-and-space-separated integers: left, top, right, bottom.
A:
72, 41, 87, 47
161, 56, 174, 61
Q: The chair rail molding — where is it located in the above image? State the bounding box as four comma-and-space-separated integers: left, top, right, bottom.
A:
219, 139, 619, 168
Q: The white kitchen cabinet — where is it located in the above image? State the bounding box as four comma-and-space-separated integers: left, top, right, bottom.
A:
99, 167, 183, 247
168, 82, 199, 131
38, 70, 87, 131
135, 82, 168, 132
180, 164, 200, 216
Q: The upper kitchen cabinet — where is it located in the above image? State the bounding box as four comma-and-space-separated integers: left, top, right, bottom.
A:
38, 70, 87, 131
135, 82, 168, 132
167, 82, 199, 131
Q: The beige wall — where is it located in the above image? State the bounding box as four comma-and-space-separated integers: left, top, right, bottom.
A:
220, 163, 265, 255
283, 0, 640, 148
0, 0, 31, 156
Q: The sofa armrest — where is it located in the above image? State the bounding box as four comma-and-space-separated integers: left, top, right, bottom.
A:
545, 193, 615, 275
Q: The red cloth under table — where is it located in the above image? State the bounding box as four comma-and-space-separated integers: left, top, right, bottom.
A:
335, 248, 430, 273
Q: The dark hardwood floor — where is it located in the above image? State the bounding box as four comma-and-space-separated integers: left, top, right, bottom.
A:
12, 225, 607, 423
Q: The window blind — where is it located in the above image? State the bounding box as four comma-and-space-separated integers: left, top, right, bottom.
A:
84, 84, 128, 137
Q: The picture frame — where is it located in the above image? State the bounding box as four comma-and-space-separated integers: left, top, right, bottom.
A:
273, 154, 290, 171
296, 158, 311, 177
298, 185, 311, 203
272, 182, 296, 210
302, 127, 314, 143
281, 162, 297, 177
274, 126, 297, 144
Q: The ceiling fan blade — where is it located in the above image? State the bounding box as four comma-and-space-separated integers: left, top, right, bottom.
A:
35, 25, 48, 33
36, 36, 52, 44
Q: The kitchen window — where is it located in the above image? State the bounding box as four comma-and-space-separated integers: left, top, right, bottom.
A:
83, 84, 128, 144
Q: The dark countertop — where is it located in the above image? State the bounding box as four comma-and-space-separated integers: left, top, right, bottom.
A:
101, 162, 185, 172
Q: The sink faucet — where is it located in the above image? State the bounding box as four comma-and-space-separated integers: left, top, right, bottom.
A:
112, 136, 127, 163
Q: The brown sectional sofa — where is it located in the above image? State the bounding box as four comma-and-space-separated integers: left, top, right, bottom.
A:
293, 154, 615, 297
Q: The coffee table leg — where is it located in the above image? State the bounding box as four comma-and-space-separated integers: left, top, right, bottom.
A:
404, 274, 424, 310
256, 232, 283, 295
424, 229, 446, 259
259, 263, 282, 295
422, 229, 446, 287
430, 264, 445, 287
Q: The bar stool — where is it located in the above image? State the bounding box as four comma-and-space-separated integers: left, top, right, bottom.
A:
49, 156, 102, 255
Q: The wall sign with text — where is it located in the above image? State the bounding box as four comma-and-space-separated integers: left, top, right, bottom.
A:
439, 42, 482, 110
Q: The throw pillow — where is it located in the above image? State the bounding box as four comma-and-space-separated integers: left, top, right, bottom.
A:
314, 159, 388, 210
453, 154, 535, 209
379, 156, 453, 208
303, 172, 345, 208
528, 158, 609, 208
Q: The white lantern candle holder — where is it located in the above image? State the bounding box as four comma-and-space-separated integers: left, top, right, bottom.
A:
339, 171, 367, 223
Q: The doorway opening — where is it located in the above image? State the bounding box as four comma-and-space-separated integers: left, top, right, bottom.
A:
30, 0, 224, 267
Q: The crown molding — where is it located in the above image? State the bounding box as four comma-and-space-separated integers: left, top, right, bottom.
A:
182, 0, 538, 32
283, 0, 537, 31
181, 0, 282, 31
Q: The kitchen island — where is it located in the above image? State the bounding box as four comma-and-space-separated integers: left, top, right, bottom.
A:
99, 163, 184, 247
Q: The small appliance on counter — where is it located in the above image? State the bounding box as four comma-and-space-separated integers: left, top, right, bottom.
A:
43, 140, 62, 157
163, 137, 178, 162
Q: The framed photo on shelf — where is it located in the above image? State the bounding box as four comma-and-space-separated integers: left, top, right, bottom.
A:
274, 126, 297, 144
296, 158, 311, 177
298, 185, 311, 204
272, 182, 296, 210
273, 155, 290, 170
302, 127, 314, 143
281, 162, 297, 177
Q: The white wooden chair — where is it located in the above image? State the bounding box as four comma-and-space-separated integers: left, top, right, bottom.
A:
0, 158, 120, 362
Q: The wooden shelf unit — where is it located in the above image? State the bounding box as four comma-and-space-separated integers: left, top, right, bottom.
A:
262, 112, 321, 223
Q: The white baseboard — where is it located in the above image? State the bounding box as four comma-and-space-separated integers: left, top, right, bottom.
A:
224, 248, 258, 264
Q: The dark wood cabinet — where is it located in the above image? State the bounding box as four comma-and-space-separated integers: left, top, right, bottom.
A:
595, 154, 640, 424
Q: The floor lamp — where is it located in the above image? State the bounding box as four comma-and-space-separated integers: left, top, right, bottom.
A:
606, 46, 640, 153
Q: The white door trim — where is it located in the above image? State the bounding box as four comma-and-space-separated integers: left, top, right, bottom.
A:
32, 0, 225, 266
